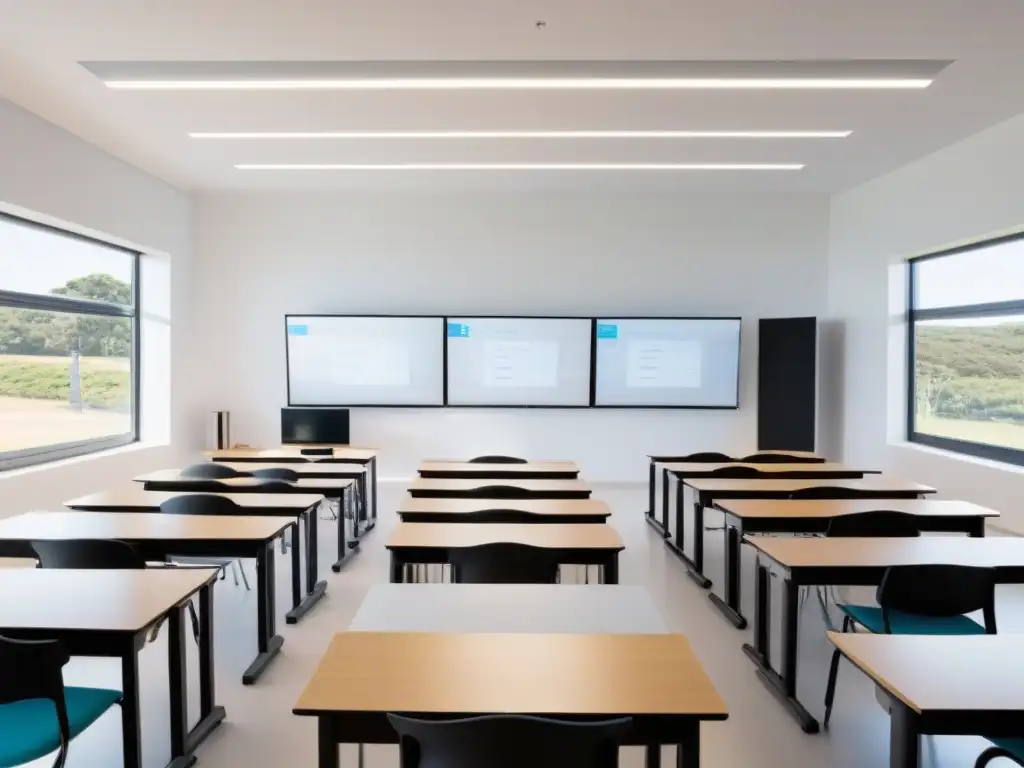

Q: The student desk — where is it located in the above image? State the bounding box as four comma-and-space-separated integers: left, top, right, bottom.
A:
743, 536, 1024, 734
0, 567, 220, 768
645, 450, 825, 537
0, 510, 294, 685
705, 498, 994, 630
386, 522, 624, 583
349, 584, 665, 633
396, 496, 612, 524
407, 477, 592, 500
418, 460, 580, 479
671, 475, 933, 592
133, 470, 362, 562
827, 633, 1024, 768
294, 632, 727, 768
205, 447, 379, 527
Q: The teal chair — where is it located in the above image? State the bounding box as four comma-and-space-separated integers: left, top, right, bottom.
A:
0, 634, 122, 768
823, 564, 997, 729
976, 741, 1024, 766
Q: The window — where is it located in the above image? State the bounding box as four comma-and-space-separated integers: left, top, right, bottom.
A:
908, 233, 1024, 465
0, 213, 139, 469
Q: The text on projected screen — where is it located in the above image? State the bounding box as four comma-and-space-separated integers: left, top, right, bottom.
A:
627, 339, 702, 388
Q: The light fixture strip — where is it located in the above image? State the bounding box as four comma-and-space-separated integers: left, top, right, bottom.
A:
234, 163, 806, 171
191, 130, 851, 139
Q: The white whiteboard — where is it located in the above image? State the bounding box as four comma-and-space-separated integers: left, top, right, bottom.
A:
286, 316, 444, 406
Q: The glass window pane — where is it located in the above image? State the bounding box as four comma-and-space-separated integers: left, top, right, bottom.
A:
913, 315, 1024, 451
0, 306, 132, 454
914, 238, 1024, 309
0, 217, 133, 306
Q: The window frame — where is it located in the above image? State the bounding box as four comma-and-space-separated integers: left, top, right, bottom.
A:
0, 213, 141, 471
907, 231, 1024, 467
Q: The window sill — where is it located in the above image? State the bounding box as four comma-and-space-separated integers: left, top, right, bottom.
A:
889, 440, 1024, 476
0, 441, 170, 479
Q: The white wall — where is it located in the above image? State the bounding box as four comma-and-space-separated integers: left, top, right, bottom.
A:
0, 96, 194, 512
828, 111, 1024, 530
193, 190, 829, 481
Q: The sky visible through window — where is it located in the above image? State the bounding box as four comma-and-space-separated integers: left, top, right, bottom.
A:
915, 237, 1024, 309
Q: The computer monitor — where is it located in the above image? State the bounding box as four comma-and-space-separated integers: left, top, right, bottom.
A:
281, 408, 350, 445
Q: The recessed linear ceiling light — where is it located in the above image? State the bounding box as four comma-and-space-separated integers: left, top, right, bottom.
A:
193, 130, 851, 139
234, 163, 805, 171
108, 77, 930, 90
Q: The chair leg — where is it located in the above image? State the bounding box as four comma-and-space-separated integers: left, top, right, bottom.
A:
238, 561, 251, 591
230, 561, 240, 587
823, 615, 851, 730
187, 601, 201, 644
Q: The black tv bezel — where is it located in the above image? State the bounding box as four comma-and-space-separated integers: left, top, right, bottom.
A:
280, 406, 352, 445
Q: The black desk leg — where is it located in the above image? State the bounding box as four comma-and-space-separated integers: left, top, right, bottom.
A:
319, 718, 340, 768
287, 512, 327, 624
390, 552, 404, 583
677, 723, 700, 767
889, 701, 921, 768
167, 605, 196, 768
645, 745, 661, 768
646, 461, 655, 519
686, 496, 712, 588
644, 461, 669, 538
189, 582, 226, 751
332, 487, 360, 572
244, 542, 283, 685
121, 647, 143, 768
370, 457, 378, 524
603, 553, 619, 585
663, 468, 671, 533
709, 524, 748, 628
665, 476, 687, 561
743, 568, 819, 733
360, 469, 376, 534
969, 517, 986, 537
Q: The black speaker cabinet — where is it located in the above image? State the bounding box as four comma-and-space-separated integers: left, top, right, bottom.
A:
757, 317, 817, 452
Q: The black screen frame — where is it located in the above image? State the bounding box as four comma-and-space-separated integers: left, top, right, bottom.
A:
281, 407, 351, 444
590, 316, 743, 410
284, 314, 446, 407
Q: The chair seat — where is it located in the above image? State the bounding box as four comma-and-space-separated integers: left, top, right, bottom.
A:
838, 604, 987, 635
0, 687, 122, 767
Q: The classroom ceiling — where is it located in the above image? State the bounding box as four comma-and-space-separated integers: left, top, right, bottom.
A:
1, 0, 1024, 193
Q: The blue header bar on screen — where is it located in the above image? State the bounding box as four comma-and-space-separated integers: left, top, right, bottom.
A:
447, 322, 470, 338
596, 323, 618, 339
287, 324, 309, 336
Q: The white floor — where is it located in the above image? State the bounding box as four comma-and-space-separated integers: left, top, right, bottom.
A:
41, 484, 1012, 768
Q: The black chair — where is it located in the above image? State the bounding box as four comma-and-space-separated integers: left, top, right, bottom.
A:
789, 486, 867, 500
464, 485, 534, 499
741, 453, 820, 464
388, 713, 632, 768
158, 495, 251, 591
244, 480, 297, 493
458, 509, 547, 523
0, 635, 123, 768
825, 510, 923, 538
976, 742, 1024, 766
250, 467, 300, 481
449, 543, 561, 584
180, 462, 249, 479
300, 447, 333, 456
31, 539, 201, 644
708, 465, 762, 478
677, 451, 732, 462
823, 564, 997, 729
468, 455, 528, 464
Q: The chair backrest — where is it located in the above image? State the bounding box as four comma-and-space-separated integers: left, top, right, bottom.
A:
246, 479, 297, 492
250, 467, 301, 481
877, 565, 997, 633
463, 485, 534, 499
159, 494, 242, 516
741, 453, 820, 464
708, 465, 762, 478
32, 539, 146, 569
449, 543, 561, 584
181, 462, 249, 479
678, 451, 733, 463
300, 447, 333, 456
458, 509, 546, 524
387, 713, 632, 768
789, 486, 866, 500
0, 635, 72, 763
826, 510, 923, 538
468, 455, 528, 464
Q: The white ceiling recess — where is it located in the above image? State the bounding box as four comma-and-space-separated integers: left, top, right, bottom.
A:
1, 0, 1024, 192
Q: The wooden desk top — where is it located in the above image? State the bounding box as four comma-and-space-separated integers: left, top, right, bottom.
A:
649, 450, 823, 461
0, 568, 216, 633
205, 447, 378, 461
215, 462, 366, 477
408, 477, 591, 493
0, 511, 291, 542
663, 461, 871, 476
295, 632, 727, 718
387, 523, 624, 551
350, 585, 666, 634
420, 460, 579, 474
66, 487, 323, 511
745, 535, 1024, 570
134, 469, 352, 492
716, 499, 999, 520
684, 475, 936, 494
397, 496, 611, 518
827, 633, 1024, 714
